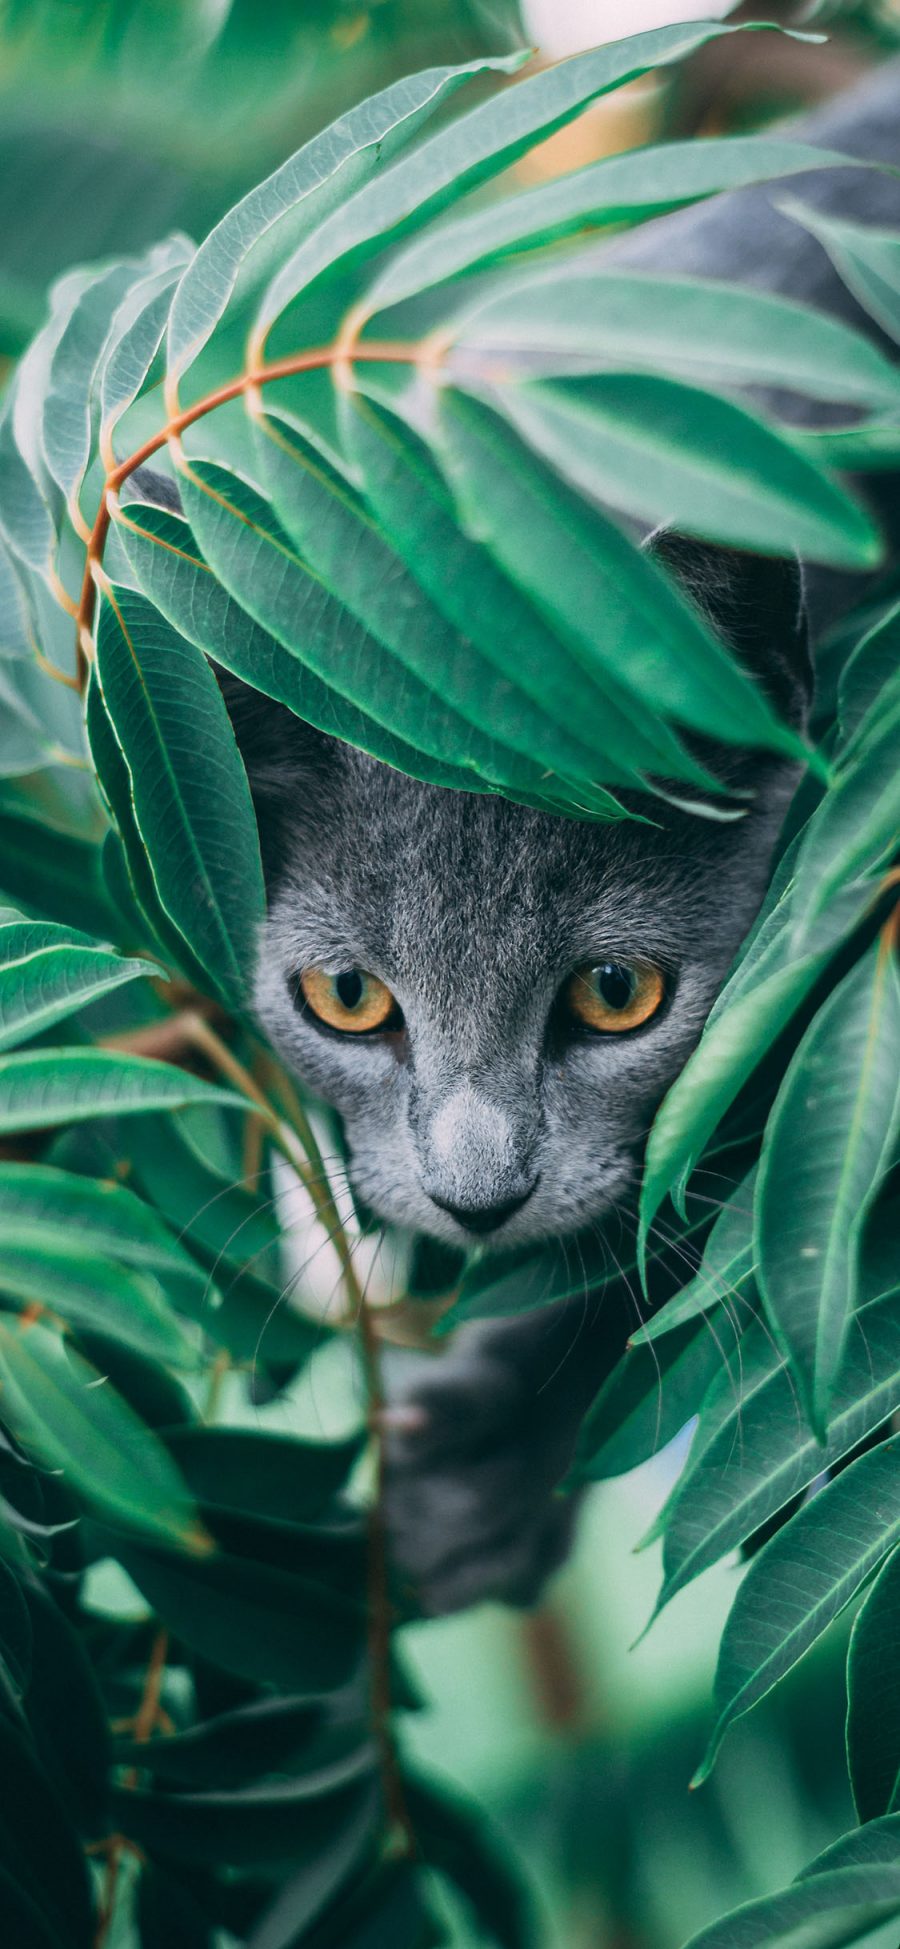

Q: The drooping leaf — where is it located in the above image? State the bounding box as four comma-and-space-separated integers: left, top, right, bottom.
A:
755, 931, 900, 1430
341, 389, 722, 796
0, 1320, 205, 1550
487, 372, 880, 565
364, 136, 864, 313
838, 600, 900, 743
0, 1162, 209, 1307
0, 1048, 243, 1136
0, 1231, 198, 1367
789, 685, 900, 945
0, 918, 159, 1052
116, 487, 518, 800
782, 199, 900, 344
176, 449, 583, 810
167, 54, 523, 382
638, 878, 874, 1255
40, 258, 145, 509
847, 1543, 900, 1823
694, 1437, 900, 1780
631, 1171, 756, 1346
94, 583, 265, 1006
255, 414, 627, 813
162, 1428, 363, 1526
652, 1260, 900, 1611
450, 266, 900, 416
255, 21, 793, 333
113, 1691, 326, 1789
435, 390, 815, 764
113, 1744, 378, 1870
571, 1316, 728, 1484
245, 1788, 383, 1949
115, 1539, 364, 1692
0, 807, 116, 939
682, 1826, 900, 1949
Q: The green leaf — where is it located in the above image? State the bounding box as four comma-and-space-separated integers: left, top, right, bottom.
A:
257, 409, 624, 813
113, 1692, 325, 1789
23, 1579, 111, 1838
488, 372, 879, 566
256, 20, 789, 332
365, 136, 864, 312
682, 1850, 900, 1949
0, 1161, 209, 1306
571, 1316, 727, 1484
0, 1231, 198, 1366
653, 1258, 900, 1613
163, 1428, 363, 1525
85, 668, 211, 987
638, 879, 873, 1256
167, 55, 521, 381
116, 1539, 364, 1692
177, 449, 579, 811
755, 934, 900, 1430
113, 1745, 378, 1870
631, 1171, 756, 1346
0, 918, 159, 1052
838, 600, 900, 743
94, 583, 265, 1007
0, 807, 116, 939
451, 267, 900, 415
435, 391, 813, 764
116, 487, 505, 797
789, 691, 900, 945
0, 1047, 244, 1136
782, 199, 900, 344
0, 1710, 95, 1949
98, 241, 191, 448
341, 390, 722, 797
0, 534, 32, 659
0, 1555, 31, 1698
406, 1770, 539, 1949
695, 1437, 900, 1780
40, 258, 144, 507
0, 1319, 205, 1549
244, 1786, 383, 1949
847, 1545, 900, 1823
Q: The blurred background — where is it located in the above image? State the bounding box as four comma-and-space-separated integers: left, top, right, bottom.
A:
5, 3, 900, 1945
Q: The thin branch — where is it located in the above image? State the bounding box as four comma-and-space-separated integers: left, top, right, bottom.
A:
75, 337, 421, 687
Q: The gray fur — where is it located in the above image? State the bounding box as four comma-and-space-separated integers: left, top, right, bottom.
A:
152, 60, 900, 1614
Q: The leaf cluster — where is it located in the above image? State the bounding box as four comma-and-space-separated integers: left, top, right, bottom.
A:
0, 21, 898, 1945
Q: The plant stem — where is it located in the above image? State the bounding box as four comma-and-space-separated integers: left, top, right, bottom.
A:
176, 1016, 412, 1847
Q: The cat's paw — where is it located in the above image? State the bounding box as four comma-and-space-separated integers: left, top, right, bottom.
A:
382, 1343, 582, 1617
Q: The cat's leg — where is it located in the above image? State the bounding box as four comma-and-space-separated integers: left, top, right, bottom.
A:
383, 1295, 617, 1616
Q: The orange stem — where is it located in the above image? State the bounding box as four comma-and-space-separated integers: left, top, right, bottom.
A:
75, 339, 418, 687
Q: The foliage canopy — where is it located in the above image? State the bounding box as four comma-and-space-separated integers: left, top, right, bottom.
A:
0, 19, 898, 1946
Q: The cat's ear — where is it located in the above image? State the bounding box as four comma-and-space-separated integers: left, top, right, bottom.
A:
646, 531, 813, 730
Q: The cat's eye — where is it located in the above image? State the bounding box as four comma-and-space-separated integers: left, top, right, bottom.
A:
565, 958, 666, 1034
295, 965, 401, 1035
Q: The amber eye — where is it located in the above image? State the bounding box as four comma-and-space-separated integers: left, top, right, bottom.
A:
296, 966, 400, 1035
565, 959, 665, 1034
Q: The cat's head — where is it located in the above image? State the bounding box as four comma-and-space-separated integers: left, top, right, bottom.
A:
229, 539, 811, 1250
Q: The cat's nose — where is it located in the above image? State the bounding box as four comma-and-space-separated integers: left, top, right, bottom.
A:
431, 1182, 538, 1235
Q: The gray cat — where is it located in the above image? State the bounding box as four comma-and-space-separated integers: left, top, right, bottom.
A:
142, 58, 900, 1616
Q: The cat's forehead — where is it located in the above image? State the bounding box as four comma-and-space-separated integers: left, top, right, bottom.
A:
280, 742, 726, 977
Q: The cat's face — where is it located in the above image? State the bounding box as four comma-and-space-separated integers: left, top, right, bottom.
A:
254, 739, 795, 1250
